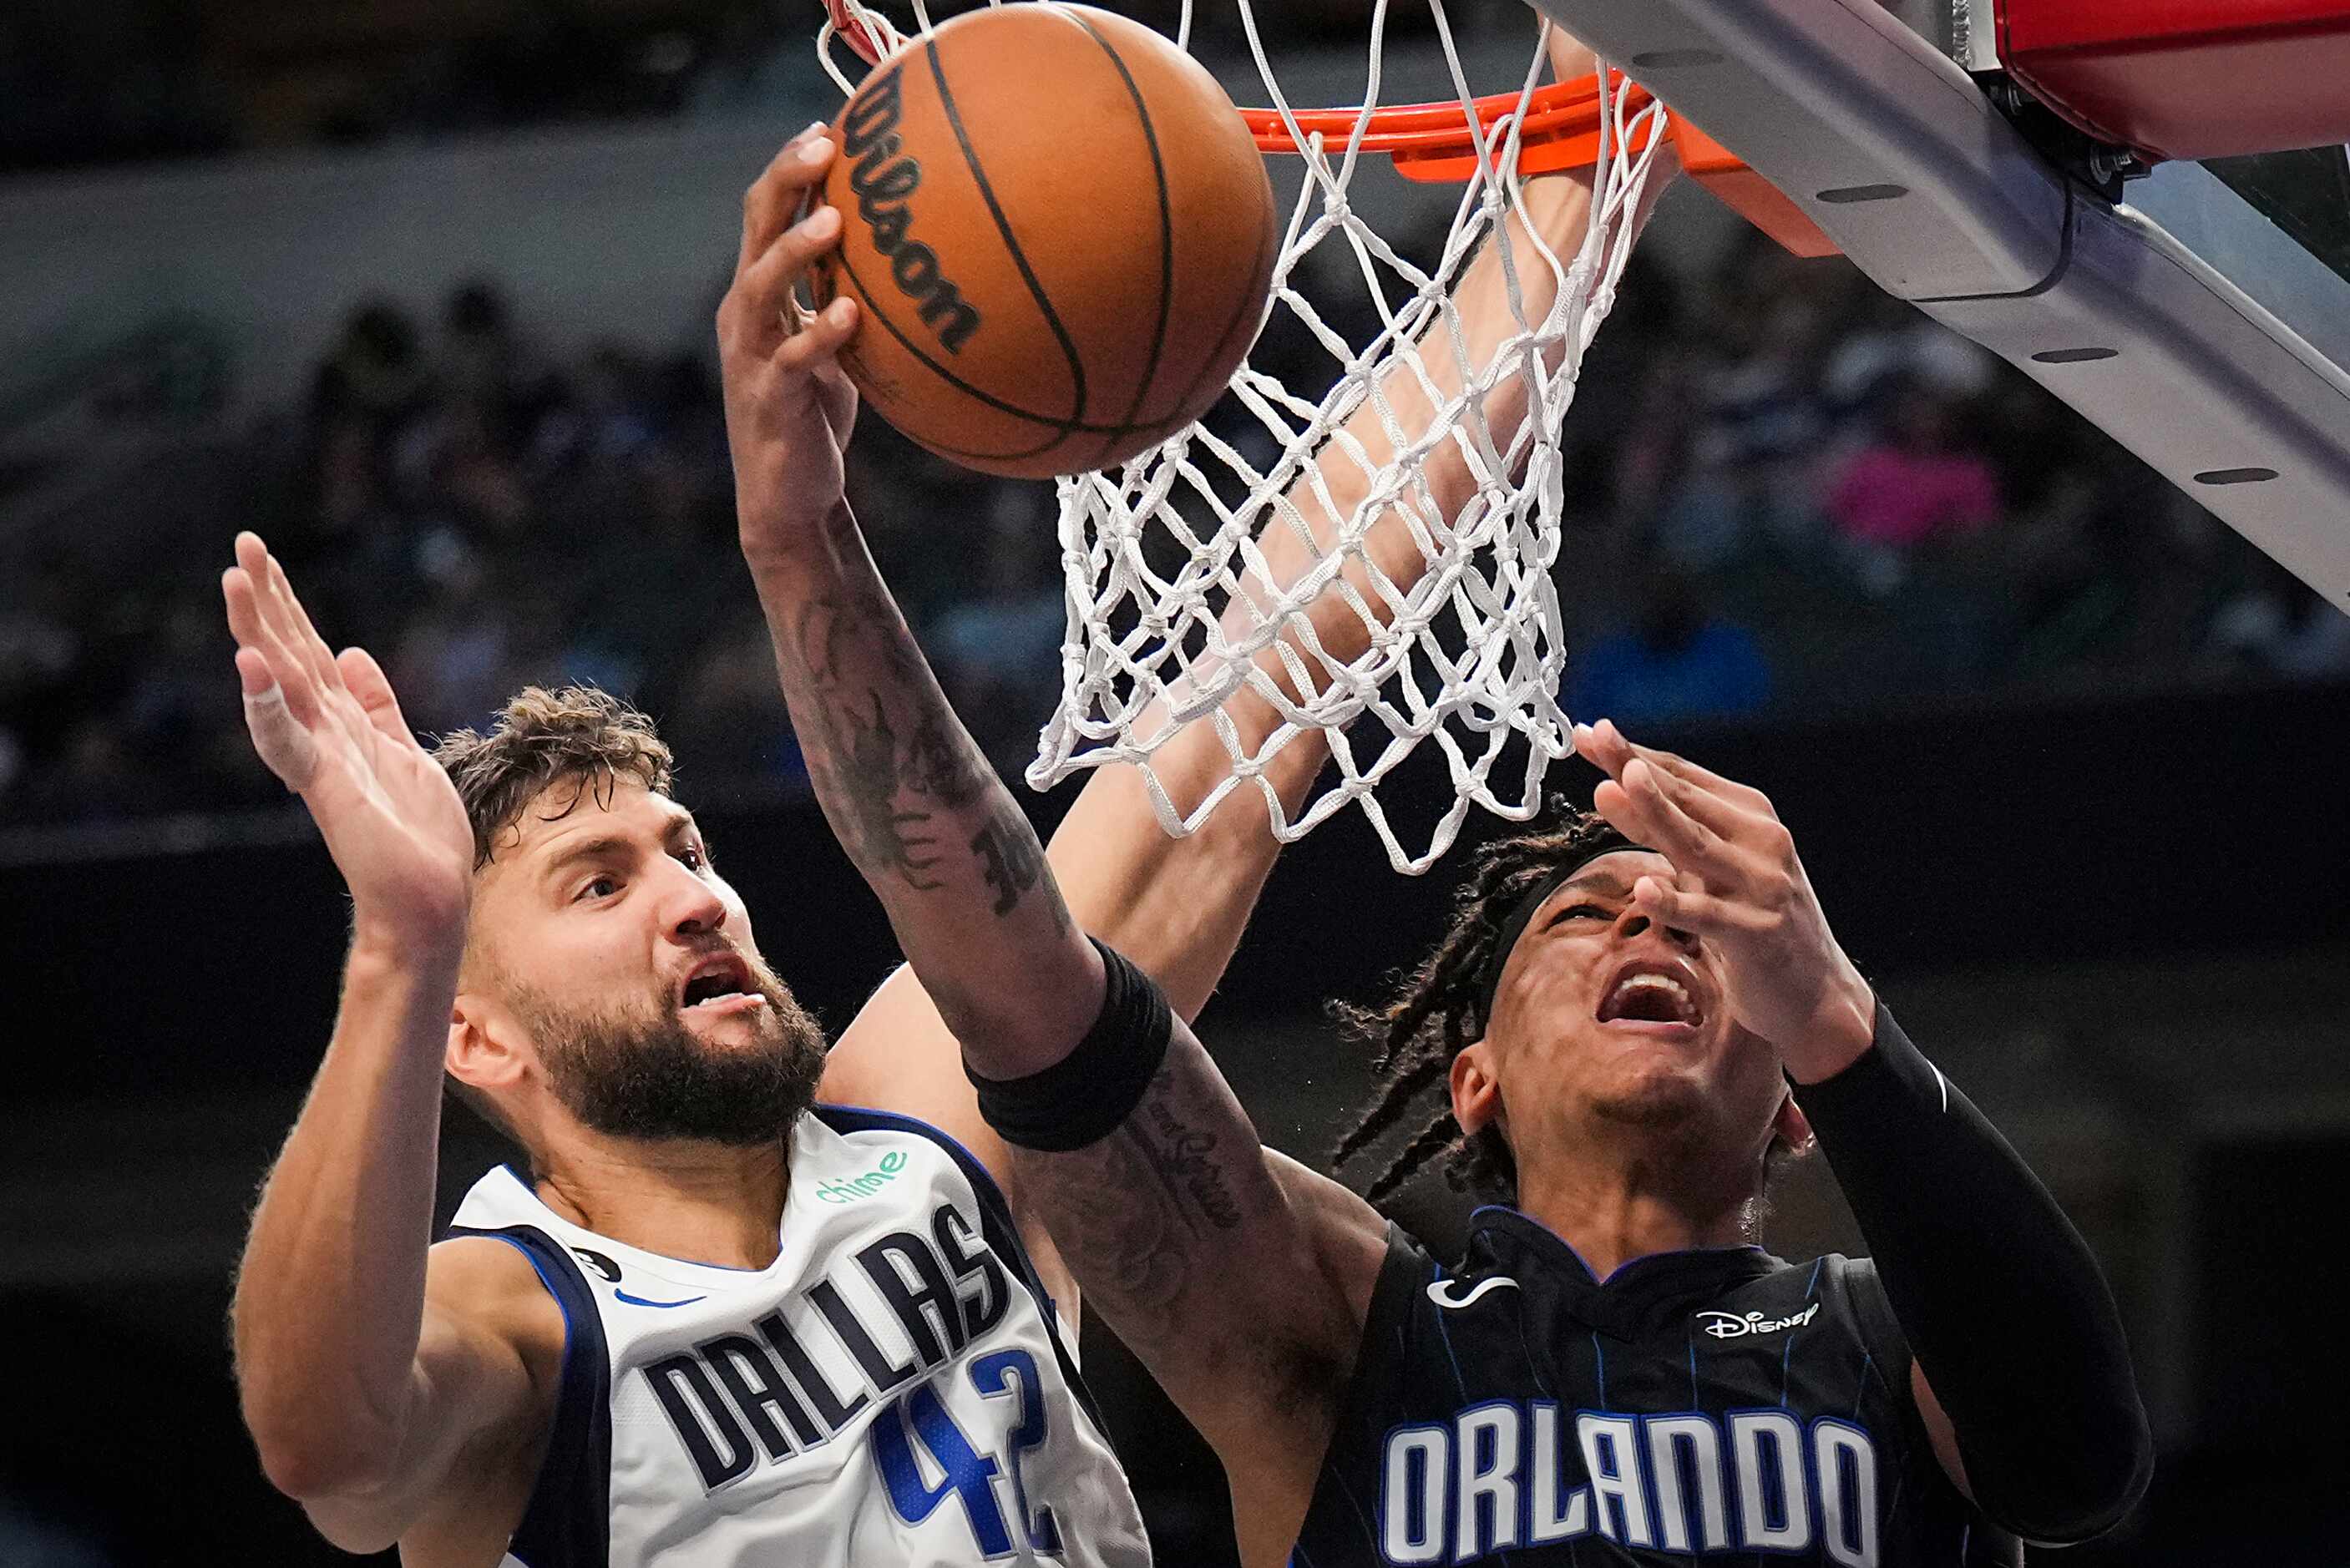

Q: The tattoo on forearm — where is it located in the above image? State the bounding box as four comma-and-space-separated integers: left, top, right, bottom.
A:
970, 797, 1056, 923
1138, 1090, 1243, 1230
818, 682, 947, 888
904, 712, 990, 806
782, 567, 1002, 893
776, 541, 1071, 930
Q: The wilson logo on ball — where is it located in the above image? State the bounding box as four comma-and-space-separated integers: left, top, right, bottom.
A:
842, 69, 982, 354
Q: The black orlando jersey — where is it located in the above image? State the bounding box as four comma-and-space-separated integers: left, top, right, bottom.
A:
1292, 1207, 2018, 1567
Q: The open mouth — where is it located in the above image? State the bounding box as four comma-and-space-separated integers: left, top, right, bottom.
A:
679, 952, 760, 1012
1594, 959, 1705, 1029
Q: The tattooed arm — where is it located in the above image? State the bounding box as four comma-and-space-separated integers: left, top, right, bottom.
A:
719, 129, 1102, 1068
766, 501, 1102, 1060
1007, 1049, 1390, 1565
721, 133, 1388, 1557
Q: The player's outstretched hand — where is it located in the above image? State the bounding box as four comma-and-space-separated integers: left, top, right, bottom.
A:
221, 532, 472, 956
721, 123, 861, 566
1575, 718, 1876, 1081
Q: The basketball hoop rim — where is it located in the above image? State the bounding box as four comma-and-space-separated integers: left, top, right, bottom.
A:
813, 0, 1836, 251
814, 0, 1651, 168
1238, 76, 1659, 163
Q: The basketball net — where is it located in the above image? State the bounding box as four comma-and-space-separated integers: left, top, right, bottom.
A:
816, 0, 1668, 873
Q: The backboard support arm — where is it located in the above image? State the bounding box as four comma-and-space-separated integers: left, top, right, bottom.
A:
1528, 0, 2350, 611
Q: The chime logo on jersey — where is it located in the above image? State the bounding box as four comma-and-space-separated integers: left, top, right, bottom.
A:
816, 1149, 909, 1205
1377, 1402, 1882, 1566
642, 1199, 1013, 1490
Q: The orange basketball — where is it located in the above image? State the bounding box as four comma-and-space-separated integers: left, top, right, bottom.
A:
812, 3, 1279, 478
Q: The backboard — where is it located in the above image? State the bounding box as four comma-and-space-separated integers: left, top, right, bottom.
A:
1528, 0, 2350, 614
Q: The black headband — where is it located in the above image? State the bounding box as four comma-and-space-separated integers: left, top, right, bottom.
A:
1472, 829, 1653, 1028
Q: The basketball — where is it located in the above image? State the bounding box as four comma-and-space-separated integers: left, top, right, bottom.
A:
811, 3, 1279, 478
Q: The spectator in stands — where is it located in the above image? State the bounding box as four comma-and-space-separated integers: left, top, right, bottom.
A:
1568, 559, 1770, 726
2210, 554, 2350, 680
1824, 375, 2001, 595
1654, 254, 1840, 571
438, 280, 550, 440
311, 301, 430, 435
666, 612, 808, 794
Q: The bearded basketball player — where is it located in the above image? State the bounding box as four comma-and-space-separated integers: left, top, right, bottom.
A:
223, 31, 1628, 1568
699, 40, 2155, 1568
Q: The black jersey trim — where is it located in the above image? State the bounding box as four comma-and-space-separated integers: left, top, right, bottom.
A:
809, 1102, 1117, 1447
445, 1222, 613, 1568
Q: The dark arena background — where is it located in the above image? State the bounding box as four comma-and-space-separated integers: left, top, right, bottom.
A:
4, 0, 2347, 1562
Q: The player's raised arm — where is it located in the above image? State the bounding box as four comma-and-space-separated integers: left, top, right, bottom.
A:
827, 31, 1654, 1057
723, 132, 1387, 1558
220, 534, 550, 1552
1045, 24, 1673, 1002
837, 80, 1643, 1101
721, 127, 1105, 1069
1577, 719, 2154, 1543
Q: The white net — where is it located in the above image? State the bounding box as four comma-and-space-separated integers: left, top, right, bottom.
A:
818, 0, 1669, 873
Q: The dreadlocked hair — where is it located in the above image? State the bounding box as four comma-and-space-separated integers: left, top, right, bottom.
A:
1330, 803, 1633, 1208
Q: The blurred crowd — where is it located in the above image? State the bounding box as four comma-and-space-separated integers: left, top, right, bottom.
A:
3, 237, 2346, 831
0, 0, 1382, 175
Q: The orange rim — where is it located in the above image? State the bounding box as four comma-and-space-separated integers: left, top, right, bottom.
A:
1239, 73, 1654, 160
815, 2, 1837, 256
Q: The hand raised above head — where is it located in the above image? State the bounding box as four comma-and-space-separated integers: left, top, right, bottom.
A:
719, 124, 864, 564
1573, 717, 1876, 1079
221, 531, 472, 953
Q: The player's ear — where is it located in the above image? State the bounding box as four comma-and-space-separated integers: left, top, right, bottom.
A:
448, 992, 529, 1095
1450, 1042, 1502, 1138
1770, 1089, 1816, 1158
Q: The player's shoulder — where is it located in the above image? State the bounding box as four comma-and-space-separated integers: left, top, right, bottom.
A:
425, 1232, 569, 1369
428, 1228, 554, 1292
1717, 1249, 1881, 1292
1698, 1252, 1890, 1325
806, 1099, 1000, 1193
1762, 1251, 1912, 1361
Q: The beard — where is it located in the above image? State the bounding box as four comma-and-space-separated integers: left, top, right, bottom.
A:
517, 953, 827, 1146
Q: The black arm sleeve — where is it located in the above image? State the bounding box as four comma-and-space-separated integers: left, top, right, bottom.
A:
1796, 1004, 2154, 1544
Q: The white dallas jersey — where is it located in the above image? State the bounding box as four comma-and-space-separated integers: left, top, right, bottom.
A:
448, 1104, 1150, 1568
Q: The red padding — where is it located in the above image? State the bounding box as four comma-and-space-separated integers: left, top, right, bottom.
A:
1997, 0, 2350, 162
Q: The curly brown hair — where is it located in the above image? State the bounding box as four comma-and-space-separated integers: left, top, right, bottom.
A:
1329, 805, 1638, 1206
432, 685, 676, 868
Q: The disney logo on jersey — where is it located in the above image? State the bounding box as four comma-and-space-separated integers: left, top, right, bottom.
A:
1696, 1302, 1821, 1339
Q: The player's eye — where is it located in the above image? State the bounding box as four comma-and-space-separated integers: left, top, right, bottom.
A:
678, 846, 706, 871
1550, 903, 1609, 925
576, 875, 620, 902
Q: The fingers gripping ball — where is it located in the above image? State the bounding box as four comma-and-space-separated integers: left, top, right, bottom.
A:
813, 3, 1279, 478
